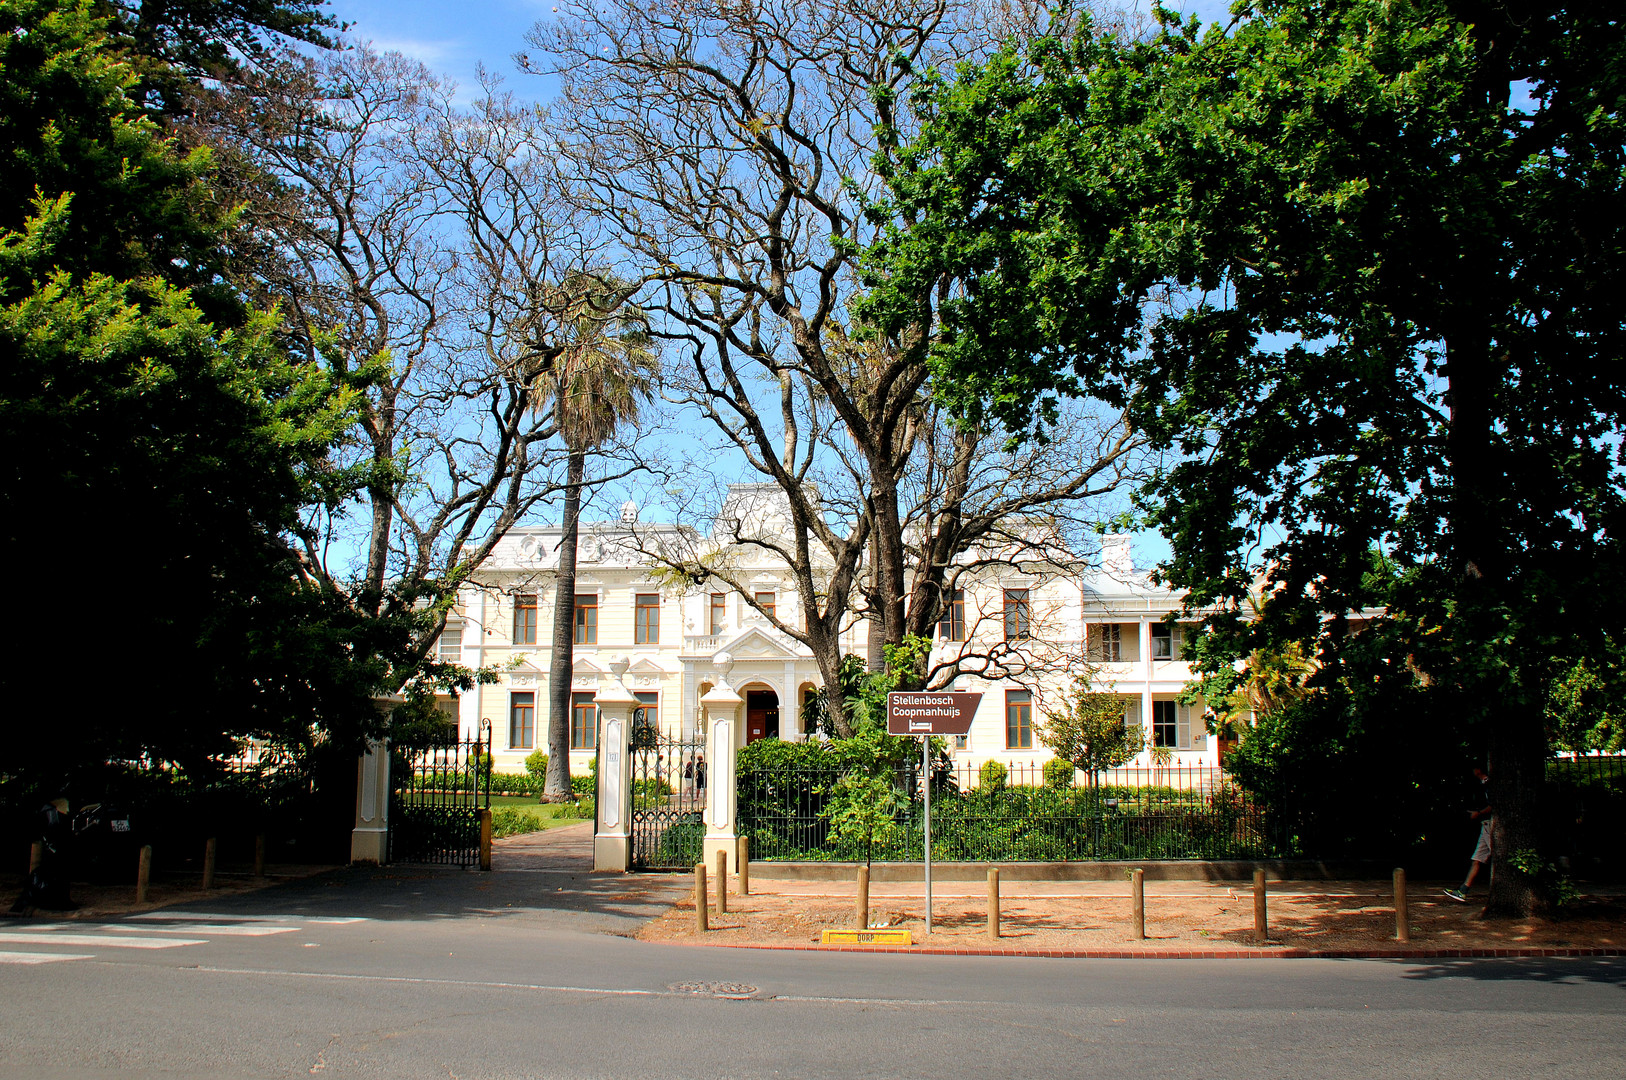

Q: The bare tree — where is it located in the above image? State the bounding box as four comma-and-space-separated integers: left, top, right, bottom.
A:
200, 47, 641, 696
528, 0, 1146, 734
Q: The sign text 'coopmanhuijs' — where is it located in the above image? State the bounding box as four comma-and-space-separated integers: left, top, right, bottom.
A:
884, 691, 982, 736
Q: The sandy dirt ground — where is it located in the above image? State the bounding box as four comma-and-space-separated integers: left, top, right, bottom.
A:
637, 881, 1626, 953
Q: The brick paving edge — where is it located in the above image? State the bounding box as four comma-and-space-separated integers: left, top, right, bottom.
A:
656, 940, 1626, 960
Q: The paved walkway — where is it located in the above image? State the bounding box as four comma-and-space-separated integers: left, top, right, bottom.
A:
491, 821, 595, 873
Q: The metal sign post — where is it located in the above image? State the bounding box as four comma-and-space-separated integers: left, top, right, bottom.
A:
923, 733, 932, 935
886, 692, 981, 939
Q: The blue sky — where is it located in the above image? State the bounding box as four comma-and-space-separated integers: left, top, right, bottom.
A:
323, 0, 1226, 566
329, 1, 1240, 102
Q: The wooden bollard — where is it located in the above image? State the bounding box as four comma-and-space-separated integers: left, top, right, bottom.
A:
479, 809, 493, 871
715, 848, 728, 914
253, 833, 266, 878
857, 865, 870, 930
29, 841, 42, 875
136, 845, 152, 904
202, 836, 217, 890
738, 837, 750, 896
1253, 868, 1269, 943
1132, 868, 1146, 941
695, 863, 709, 932
1394, 867, 1410, 942
987, 867, 1001, 941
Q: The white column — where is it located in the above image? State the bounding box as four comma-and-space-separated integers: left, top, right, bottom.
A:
1139, 618, 1153, 761
593, 656, 639, 872
351, 694, 404, 865
783, 660, 797, 741
701, 652, 742, 873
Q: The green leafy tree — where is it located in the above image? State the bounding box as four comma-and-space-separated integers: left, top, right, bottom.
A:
1040, 674, 1138, 787
0, 0, 373, 786
862, 0, 1626, 915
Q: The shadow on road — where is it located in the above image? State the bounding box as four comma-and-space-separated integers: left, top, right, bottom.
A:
1395, 956, 1626, 985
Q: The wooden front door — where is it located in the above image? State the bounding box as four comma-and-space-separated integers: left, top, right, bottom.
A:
746, 690, 780, 743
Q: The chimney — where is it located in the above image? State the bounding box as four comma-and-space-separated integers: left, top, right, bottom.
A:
1101, 534, 1134, 578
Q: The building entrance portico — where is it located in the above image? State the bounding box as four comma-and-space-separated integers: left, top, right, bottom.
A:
745, 687, 780, 743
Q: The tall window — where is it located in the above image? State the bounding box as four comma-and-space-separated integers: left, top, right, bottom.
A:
1152, 700, 1178, 748
1094, 623, 1123, 662
513, 593, 537, 645
438, 623, 462, 661
574, 594, 598, 644
938, 589, 965, 642
1005, 689, 1033, 749
1151, 622, 1177, 660
634, 691, 659, 734
754, 591, 776, 621
635, 593, 660, 644
571, 692, 597, 749
509, 691, 535, 750
1003, 589, 1030, 640
710, 593, 727, 635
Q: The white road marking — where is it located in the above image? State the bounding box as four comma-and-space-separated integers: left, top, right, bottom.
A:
0, 950, 95, 965
128, 912, 365, 924
0, 932, 205, 949
107, 923, 298, 937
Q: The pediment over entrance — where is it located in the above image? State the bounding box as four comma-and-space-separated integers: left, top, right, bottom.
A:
721, 626, 796, 660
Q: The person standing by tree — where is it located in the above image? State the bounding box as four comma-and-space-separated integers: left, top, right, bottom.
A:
1445, 767, 1494, 903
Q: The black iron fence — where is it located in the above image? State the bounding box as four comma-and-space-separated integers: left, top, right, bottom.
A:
738, 758, 1286, 863
388, 726, 492, 867
1545, 753, 1626, 879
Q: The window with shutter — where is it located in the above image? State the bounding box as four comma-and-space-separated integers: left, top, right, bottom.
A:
1124, 697, 1142, 747
438, 623, 462, 661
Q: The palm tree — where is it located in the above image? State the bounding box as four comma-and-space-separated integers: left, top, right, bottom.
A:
537, 277, 657, 801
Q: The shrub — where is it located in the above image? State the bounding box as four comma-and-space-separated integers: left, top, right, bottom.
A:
524, 750, 548, 779
571, 774, 595, 796
979, 760, 1008, 790
1042, 758, 1076, 789
490, 806, 543, 838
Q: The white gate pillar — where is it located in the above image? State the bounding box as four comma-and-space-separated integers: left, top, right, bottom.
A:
701, 652, 743, 874
593, 656, 638, 872
352, 694, 404, 865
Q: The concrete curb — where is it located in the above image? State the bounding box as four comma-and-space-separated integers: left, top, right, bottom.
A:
671, 941, 1626, 960
748, 859, 1389, 882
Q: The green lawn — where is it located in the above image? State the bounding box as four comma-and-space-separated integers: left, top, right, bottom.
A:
490, 795, 592, 831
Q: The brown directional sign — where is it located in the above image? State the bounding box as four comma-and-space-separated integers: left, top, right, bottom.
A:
886, 692, 983, 736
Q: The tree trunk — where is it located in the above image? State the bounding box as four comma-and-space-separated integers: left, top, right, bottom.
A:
1486, 708, 1548, 917
544, 448, 584, 801
363, 484, 393, 616
1446, 326, 1538, 918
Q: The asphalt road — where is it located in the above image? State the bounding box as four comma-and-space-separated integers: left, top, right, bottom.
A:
1, 864, 1621, 1080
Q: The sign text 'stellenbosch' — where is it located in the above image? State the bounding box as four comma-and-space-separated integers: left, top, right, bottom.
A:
885, 691, 982, 736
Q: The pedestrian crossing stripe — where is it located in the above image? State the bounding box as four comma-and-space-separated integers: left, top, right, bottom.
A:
107, 923, 298, 936
128, 911, 366, 924
0, 950, 95, 964
0, 932, 205, 949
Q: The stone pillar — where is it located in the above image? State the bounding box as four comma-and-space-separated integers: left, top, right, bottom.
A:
593, 656, 639, 872
701, 652, 743, 874
351, 694, 404, 865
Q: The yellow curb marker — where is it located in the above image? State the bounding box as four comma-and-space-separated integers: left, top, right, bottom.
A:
822, 928, 912, 945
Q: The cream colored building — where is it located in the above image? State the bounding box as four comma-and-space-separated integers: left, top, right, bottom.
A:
441, 487, 1214, 775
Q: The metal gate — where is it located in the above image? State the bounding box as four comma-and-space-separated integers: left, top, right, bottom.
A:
629, 724, 706, 870
388, 721, 492, 867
